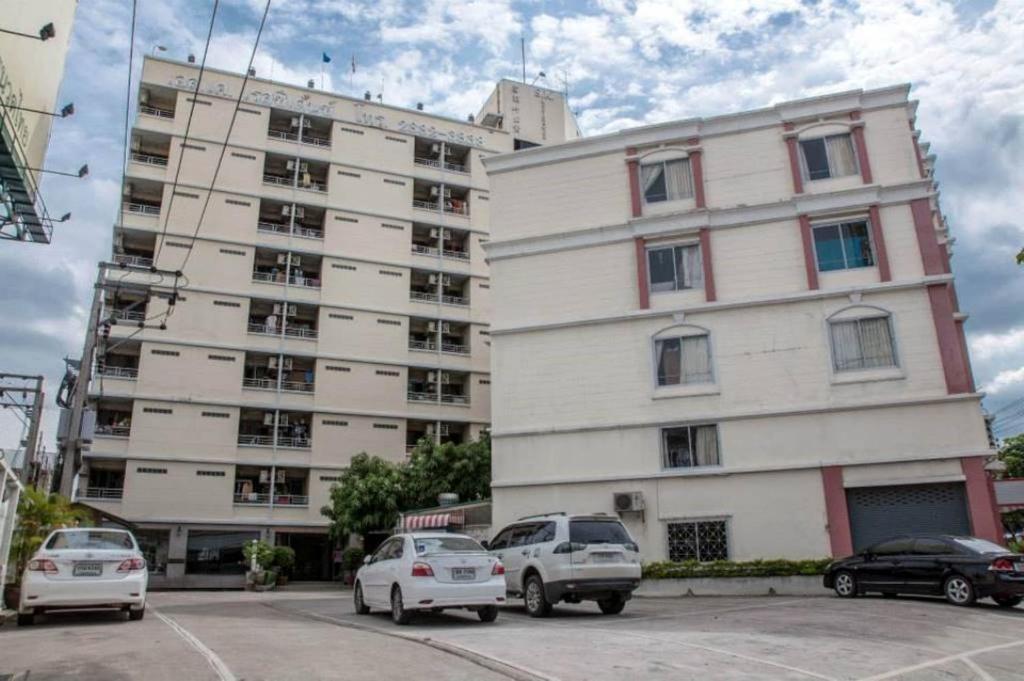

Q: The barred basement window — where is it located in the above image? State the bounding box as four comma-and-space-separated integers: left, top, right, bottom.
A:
225, 198, 251, 206
322, 419, 348, 427
340, 127, 364, 135
230, 153, 256, 161
385, 136, 407, 143
201, 411, 231, 418
337, 170, 361, 178
324, 365, 351, 372
334, 215, 358, 223
196, 470, 226, 477
151, 349, 180, 356
213, 300, 241, 307
328, 313, 354, 320
383, 178, 406, 186
208, 354, 236, 362
373, 423, 399, 429
219, 248, 246, 256
143, 407, 173, 414
137, 467, 168, 474
332, 263, 357, 271
320, 475, 341, 482
667, 519, 728, 562
376, 319, 401, 326
378, 269, 402, 277
381, 223, 404, 231
375, 370, 400, 376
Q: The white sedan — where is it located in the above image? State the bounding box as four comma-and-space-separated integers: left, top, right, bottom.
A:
18, 528, 148, 626
354, 532, 506, 624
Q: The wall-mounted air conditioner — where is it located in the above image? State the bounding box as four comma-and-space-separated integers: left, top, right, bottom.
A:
613, 491, 645, 513
263, 413, 276, 426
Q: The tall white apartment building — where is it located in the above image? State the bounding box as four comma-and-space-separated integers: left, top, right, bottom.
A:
485, 86, 1002, 562
79, 57, 575, 586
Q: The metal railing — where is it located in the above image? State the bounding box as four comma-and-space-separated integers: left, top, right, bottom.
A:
289, 275, 321, 289
83, 487, 124, 500
294, 225, 324, 239
298, 180, 327, 193
410, 290, 440, 303
238, 434, 274, 447
444, 161, 468, 173
442, 249, 470, 260
273, 494, 309, 506
414, 157, 441, 169
130, 152, 169, 167
409, 339, 438, 352
257, 221, 290, 235
262, 174, 293, 187
113, 253, 154, 268
276, 436, 311, 449
444, 202, 469, 216
411, 243, 440, 256
267, 129, 299, 142
441, 393, 470, 405
258, 221, 325, 239
234, 492, 271, 505
412, 199, 439, 211
252, 271, 280, 284
283, 325, 318, 339
97, 366, 139, 380
301, 135, 330, 147
242, 377, 277, 391
110, 309, 146, 322
441, 343, 468, 355
281, 380, 314, 393
124, 202, 161, 216
408, 391, 439, 403
139, 104, 174, 119
95, 424, 131, 438
442, 294, 469, 306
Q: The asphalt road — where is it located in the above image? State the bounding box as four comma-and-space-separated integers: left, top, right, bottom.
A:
3, 587, 1024, 680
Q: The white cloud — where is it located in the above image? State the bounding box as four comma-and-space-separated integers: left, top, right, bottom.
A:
971, 327, 1024, 361
983, 366, 1024, 395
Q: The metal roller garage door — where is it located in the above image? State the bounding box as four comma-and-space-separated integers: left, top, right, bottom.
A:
847, 483, 970, 551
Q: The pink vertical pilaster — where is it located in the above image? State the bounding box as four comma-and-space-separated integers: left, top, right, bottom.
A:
928, 283, 972, 394
867, 205, 892, 282
850, 112, 873, 184
798, 214, 819, 290
911, 198, 945, 276
690, 149, 706, 209
699, 227, 716, 302
784, 123, 804, 195
821, 466, 853, 557
626, 147, 642, 218
961, 457, 1004, 545
635, 237, 649, 310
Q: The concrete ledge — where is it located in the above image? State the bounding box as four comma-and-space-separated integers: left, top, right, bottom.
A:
636, 575, 825, 597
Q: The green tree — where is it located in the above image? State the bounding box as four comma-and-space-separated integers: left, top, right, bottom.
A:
10, 487, 91, 581
999, 434, 1024, 478
1017, 247, 1023, 265
320, 453, 405, 539
403, 433, 491, 509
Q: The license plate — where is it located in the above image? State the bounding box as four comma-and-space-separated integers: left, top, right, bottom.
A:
451, 567, 476, 581
591, 553, 620, 564
73, 561, 103, 577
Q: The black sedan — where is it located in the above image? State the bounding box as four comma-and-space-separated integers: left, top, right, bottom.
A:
823, 535, 1024, 607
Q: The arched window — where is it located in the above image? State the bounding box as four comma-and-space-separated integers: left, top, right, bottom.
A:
653, 324, 713, 386
827, 305, 898, 372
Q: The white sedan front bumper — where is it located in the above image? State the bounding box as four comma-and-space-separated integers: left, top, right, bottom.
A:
20, 572, 148, 614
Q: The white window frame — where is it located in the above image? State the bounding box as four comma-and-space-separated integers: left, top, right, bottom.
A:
640, 157, 694, 204
811, 217, 876, 272
665, 516, 730, 562
646, 240, 703, 294
652, 327, 715, 388
798, 132, 859, 182
660, 423, 722, 470
826, 309, 900, 374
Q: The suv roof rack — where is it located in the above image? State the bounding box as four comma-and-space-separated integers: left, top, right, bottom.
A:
517, 511, 566, 520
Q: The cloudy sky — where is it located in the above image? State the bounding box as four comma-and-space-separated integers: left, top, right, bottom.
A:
2, 0, 1022, 452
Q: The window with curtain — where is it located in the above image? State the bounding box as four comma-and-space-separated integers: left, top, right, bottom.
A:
829, 316, 897, 372
799, 133, 857, 181
647, 244, 704, 293
813, 220, 874, 271
641, 158, 694, 203
662, 425, 720, 468
656, 334, 713, 386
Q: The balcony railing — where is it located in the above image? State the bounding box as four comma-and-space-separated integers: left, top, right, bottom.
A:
124, 202, 161, 216
130, 152, 169, 167
302, 135, 330, 147
410, 290, 439, 303
258, 221, 325, 240
110, 309, 146, 322
412, 199, 439, 211
257, 221, 290, 236
234, 492, 271, 505
83, 486, 124, 500
242, 377, 277, 391
273, 494, 309, 506
298, 179, 327, 193
237, 434, 312, 449
442, 294, 469, 306
263, 174, 293, 187
276, 436, 311, 449
289, 275, 321, 289
444, 202, 469, 216
441, 343, 468, 355
97, 366, 139, 380
113, 253, 154, 268
441, 393, 470, 405
268, 128, 299, 142
409, 339, 438, 352
139, 104, 174, 119
281, 380, 314, 393
444, 161, 468, 174
411, 243, 440, 256
283, 325, 318, 339
408, 391, 438, 403
413, 158, 467, 174
95, 424, 131, 438
442, 249, 470, 260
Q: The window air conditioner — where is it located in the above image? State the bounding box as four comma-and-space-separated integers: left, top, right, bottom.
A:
613, 491, 645, 513
263, 413, 276, 426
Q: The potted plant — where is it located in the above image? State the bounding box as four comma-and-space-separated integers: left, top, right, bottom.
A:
242, 539, 276, 591
340, 547, 365, 586
271, 546, 295, 586
4, 487, 89, 609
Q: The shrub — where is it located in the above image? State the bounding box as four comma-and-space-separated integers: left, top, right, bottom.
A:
242, 540, 275, 571
642, 558, 832, 580
271, 546, 296, 575
341, 547, 365, 572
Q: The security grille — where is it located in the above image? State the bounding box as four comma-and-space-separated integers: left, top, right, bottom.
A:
667, 520, 728, 562
847, 483, 969, 551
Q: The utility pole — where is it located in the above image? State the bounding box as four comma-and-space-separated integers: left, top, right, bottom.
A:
0, 373, 45, 483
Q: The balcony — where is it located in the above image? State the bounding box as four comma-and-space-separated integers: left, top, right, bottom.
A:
94, 403, 133, 439
407, 369, 471, 406
409, 318, 469, 355
412, 180, 470, 217
234, 464, 310, 507
262, 153, 329, 194
97, 366, 138, 380
112, 229, 157, 270
247, 299, 319, 341
267, 109, 332, 148
105, 292, 148, 326
252, 249, 322, 289
237, 409, 312, 449
121, 179, 164, 221
410, 270, 471, 307
413, 138, 470, 174
129, 131, 171, 168
257, 199, 325, 241
138, 86, 176, 120
96, 340, 141, 382
82, 487, 124, 500
80, 458, 126, 502
243, 352, 315, 394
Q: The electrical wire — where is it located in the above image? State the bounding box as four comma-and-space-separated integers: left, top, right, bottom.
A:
176, 0, 272, 277
150, 0, 221, 265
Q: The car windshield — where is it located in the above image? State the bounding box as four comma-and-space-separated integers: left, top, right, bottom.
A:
569, 520, 631, 545
953, 537, 1008, 555
414, 536, 484, 555
46, 530, 135, 550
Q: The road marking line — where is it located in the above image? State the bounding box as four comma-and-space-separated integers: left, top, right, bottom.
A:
825, 603, 1021, 640
153, 609, 236, 681
856, 637, 1024, 681
961, 657, 997, 681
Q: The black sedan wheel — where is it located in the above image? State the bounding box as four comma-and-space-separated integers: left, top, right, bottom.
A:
993, 595, 1022, 608
943, 575, 976, 606
833, 570, 858, 598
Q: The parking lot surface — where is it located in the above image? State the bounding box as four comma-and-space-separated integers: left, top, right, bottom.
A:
2, 588, 1023, 680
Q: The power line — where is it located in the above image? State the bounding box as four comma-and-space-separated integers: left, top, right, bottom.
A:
176, 0, 272, 277
150, 0, 221, 265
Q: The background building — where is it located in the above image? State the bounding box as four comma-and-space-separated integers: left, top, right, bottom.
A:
0, 0, 77, 243
485, 85, 1001, 562
75, 56, 575, 586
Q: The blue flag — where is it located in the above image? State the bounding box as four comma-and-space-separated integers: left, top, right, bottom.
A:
322, 52, 331, 64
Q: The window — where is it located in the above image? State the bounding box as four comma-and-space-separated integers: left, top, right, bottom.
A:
865, 538, 913, 556
829, 316, 897, 372
656, 334, 712, 386
641, 158, 693, 203
667, 520, 728, 562
488, 527, 514, 551
647, 244, 703, 293
509, 524, 539, 547
47, 530, 135, 550
813, 220, 874, 271
662, 425, 719, 468
799, 134, 857, 181
913, 538, 951, 555
186, 530, 258, 574
530, 522, 557, 544
569, 520, 632, 545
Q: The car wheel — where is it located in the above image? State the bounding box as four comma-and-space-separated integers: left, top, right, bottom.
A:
477, 605, 499, 623
833, 570, 858, 598
391, 586, 412, 625
128, 606, 145, 621
353, 583, 370, 615
597, 595, 626, 615
524, 575, 552, 618
882, 592, 898, 599
16, 612, 34, 626
993, 595, 1023, 608
943, 574, 976, 606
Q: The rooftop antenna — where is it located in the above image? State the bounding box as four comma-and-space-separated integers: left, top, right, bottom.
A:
520, 34, 526, 84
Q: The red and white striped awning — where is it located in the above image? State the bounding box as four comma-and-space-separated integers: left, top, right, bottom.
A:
402, 511, 464, 530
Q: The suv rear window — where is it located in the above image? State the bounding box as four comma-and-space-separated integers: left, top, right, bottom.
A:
569, 520, 631, 545
47, 531, 135, 550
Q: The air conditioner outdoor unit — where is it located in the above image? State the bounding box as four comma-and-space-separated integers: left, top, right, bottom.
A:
428, 274, 438, 285
268, 356, 279, 369
441, 275, 452, 287
272, 303, 297, 316
299, 163, 309, 173
282, 205, 292, 216
290, 117, 301, 128
438, 423, 450, 436
441, 322, 451, 334
277, 253, 289, 265
427, 321, 437, 333
443, 188, 452, 198
613, 491, 645, 513
293, 207, 305, 219
263, 413, 276, 426
427, 371, 438, 383
440, 229, 450, 240
429, 186, 440, 198
130, 137, 140, 152
286, 160, 296, 171
429, 228, 439, 239
430, 143, 441, 155
440, 372, 451, 384
424, 423, 435, 436
290, 255, 302, 267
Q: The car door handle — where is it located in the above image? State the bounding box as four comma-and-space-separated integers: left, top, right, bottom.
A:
496, 553, 503, 559
521, 550, 530, 556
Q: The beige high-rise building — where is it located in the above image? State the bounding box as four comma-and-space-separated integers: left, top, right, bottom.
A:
78, 56, 576, 586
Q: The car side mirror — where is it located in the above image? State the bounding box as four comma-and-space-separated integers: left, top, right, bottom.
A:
480, 540, 489, 550
363, 555, 372, 565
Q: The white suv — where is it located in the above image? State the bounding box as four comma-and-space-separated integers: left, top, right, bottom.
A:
486, 513, 641, 617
